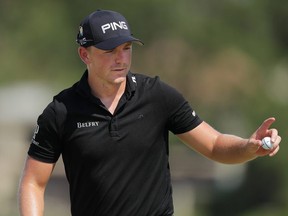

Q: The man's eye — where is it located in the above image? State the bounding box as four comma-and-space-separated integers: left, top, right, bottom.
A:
124, 46, 132, 50
104, 50, 113, 53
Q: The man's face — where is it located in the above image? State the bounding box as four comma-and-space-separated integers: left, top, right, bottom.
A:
85, 42, 133, 85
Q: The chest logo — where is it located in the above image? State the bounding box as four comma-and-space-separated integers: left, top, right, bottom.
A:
77, 121, 100, 129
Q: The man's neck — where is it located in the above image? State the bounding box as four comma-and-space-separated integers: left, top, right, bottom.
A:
88, 76, 126, 114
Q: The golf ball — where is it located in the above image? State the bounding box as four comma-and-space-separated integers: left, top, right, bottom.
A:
261, 137, 273, 150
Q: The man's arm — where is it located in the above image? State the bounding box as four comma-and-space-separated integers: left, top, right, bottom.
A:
177, 117, 281, 164
18, 156, 55, 216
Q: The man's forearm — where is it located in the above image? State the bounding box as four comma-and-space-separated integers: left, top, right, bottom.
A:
211, 134, 256, 164
18, 183, 45, 216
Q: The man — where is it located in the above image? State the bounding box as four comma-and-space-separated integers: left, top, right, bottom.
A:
18, 9, 281, 216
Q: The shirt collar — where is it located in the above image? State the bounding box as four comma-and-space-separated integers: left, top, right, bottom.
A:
76, 70, 137, 100
125, 71, 137, 99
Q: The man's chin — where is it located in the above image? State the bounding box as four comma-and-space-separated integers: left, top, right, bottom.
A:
113, 76, 127, 84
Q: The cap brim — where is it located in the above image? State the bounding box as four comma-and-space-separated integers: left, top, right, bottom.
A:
94, 36, 144, 50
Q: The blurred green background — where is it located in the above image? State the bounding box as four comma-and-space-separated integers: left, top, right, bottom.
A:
0, 0, 287, 215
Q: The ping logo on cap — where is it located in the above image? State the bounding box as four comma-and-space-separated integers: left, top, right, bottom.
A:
101, 21, 128, 34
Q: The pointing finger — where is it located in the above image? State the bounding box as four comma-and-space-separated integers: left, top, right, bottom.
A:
255, 117, 276, 139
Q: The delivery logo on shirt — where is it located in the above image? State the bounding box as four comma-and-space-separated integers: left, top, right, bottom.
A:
77, 121, 100, 129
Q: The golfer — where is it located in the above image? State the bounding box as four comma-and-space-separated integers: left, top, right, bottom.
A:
18, 9, 281, 216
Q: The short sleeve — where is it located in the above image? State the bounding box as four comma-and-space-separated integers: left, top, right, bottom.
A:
28, 101, 64, 163
159, 81, 202, 134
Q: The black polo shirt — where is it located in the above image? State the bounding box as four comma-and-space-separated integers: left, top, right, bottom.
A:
28, 70, 202, 216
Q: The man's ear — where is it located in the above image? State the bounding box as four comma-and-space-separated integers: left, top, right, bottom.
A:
78, 47, 90, 64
